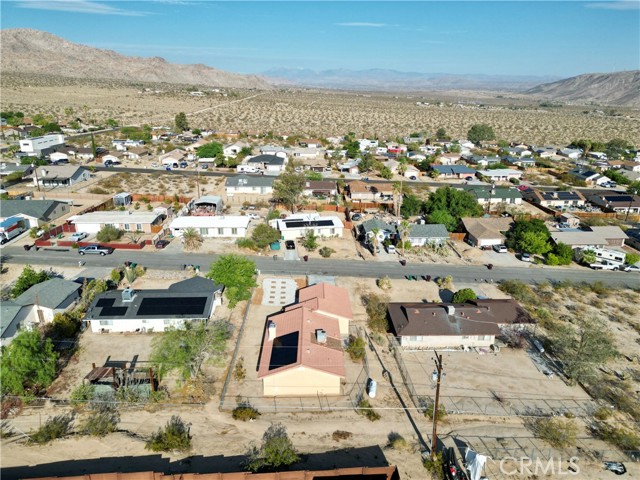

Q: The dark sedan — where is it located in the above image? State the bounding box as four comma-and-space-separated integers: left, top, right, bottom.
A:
155, 239, 170, 249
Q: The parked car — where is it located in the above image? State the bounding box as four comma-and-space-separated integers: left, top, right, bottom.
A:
386, 244, 396, 254
285, 240, 296, 250
70, 232, 88, 242
465, 176, 474, 181
350, 213, 363, 221
493, 245, 508, 253
151, 163, 159, 168
622, 265, 640, 273
154, 239, 170, 249
520, 252, 532, 262
409, 175, 417, 180
78, 244, 114, 256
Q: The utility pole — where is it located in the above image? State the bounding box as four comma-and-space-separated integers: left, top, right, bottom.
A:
431, 351, 444, 460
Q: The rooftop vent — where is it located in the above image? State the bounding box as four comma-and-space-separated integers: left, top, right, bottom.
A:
267, 321, 276, 341
445, 305, 455, 316
122, 288, 136, 303
315, 329, 327, 344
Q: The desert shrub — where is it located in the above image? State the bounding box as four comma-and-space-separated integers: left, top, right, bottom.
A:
376, 276, 392, 290
96, 225, 122, 242
357, 399, 381, 421
319, 246, 335, 258
233, 357, 246, 381
499, 279, 538, 305
526, 417, 578, 448
592, 422, 640, 451
387, 432, 409, 450
423, 452, 444, 477
267, 209, 281, 221
29, 413, 74, 444
70, 384, 96, 407
436, 275, 453, 290
244, 423, 299, 472
363, 293, 389, 333
332, 430, 352, 441
593, 406, 613, 421
232, 404, 260, 422
590, 281, 610, 296
500, 328, 527, 348
346, 336, 365, 361
89, 187, 109, 194
0, 420, 16, 439
423, 400, 447, 421
80, 406, 120, 437
145, 415, 191, 452
1, 396, 23, 420
236, 238, 258, 251
110, 267, 123, 284
451, 288, 477, 303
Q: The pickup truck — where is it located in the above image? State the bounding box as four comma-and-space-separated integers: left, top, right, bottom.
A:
590, 262, 620, 271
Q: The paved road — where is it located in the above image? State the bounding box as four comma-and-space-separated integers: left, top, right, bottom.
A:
3, 246, 639, 288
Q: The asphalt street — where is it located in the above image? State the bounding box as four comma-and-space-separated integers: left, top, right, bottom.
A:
3, 246, 639, 289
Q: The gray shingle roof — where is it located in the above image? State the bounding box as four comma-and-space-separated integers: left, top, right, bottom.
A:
247, 154, 285, 166
1, 301, 22, 339
408, 223, 449, 239
464, 186, 523, 200
0, 200, 67, 221
359, 218, 396, 235
432, 165, 476, 175
14, 278, 81, 309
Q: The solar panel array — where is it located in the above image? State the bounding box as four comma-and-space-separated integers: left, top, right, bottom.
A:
269, 331, 299, 370
96, 298, 115, 308
137, 296, 208, 316
284, 219, 334, 228
99, 306, 128, 317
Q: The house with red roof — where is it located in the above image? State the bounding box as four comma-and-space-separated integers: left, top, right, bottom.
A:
257, 283, 352, 396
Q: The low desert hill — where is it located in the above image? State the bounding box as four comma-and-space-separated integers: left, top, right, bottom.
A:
526, 71, 640, 107
0, 28, 270, 90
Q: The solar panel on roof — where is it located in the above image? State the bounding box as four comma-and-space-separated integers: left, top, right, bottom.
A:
96, 298, 115, 307
100, 306, 128, 317
269, 331, 299, 370
137, 297, 207, 316
283, 220, 334, 228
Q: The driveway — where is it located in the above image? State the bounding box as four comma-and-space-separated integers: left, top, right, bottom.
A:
482, 249, 531, 268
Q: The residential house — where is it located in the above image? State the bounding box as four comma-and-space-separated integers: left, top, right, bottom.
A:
337, 158, 360, 174
259, 145, 288, 158
299, 156, 329, 172
406, 152, 426, 162
524, 189, 586, 209
438, 153, 461, 165
559, 148, 583, 159
461, 217, 514, 248
386, 143, 407, 155
569, 169, 611, 185
387, 299, 533, 349
406, 224, 449, 247
169, 215, 249, 238
159, 149, 186, 166
464, 185, 522, 209
587, 193, 640, 214
550, 226, 628, 249
469, 155, 502, 167
535, 146, 558, 158
84, 277, 223, 333
19, 134, 65, 156
477, 169, 523, 182
299, 138, 322, 149
289, 147, 323, 160
0, 162, 33, 179
346, 180, 393, 204
0, 126, 27, 139
302, 180, 337, 198
619, 169, 640, 182
504, 156, 535, 168
223, 141, 250, 158
185, 137, 210, 152
245, 154, 287, 174
358, 139, 379, 151
270, 213, 344, 241
257, 283, 352, 396
607, 161, 640, 173
404, 165, 421, 179
504, 147, 532, 157
2, 278, 81, 347
625, 228, 640, 251
357, 218, 397, 243
431, 165, 476, 179
403, 136, 426, 145
225, 175, 274, 201
49, 151, 69, 164
32, 165, 90, 188
0, 199, 71, 228
71, 211, 164, 234
101, 153, 124, 165
122, 146, 149, 160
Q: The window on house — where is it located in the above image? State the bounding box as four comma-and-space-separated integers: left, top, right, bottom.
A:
330, 228, 335, 235
123, 224, 130, 231
136, 224, 142, 231
231, 228, 238, 235
199, 228, 208, 235
462, 336, 470, 339
409, 336, 417, 341
163, 319, 172, 325
99, 320, 113, 326
218, 228, 224, 235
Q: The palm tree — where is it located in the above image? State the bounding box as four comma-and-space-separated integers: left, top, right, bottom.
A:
399, 220, 411, 257
182, 227, 203, 251
392, 182, 404, 218
370, 228, 380, 256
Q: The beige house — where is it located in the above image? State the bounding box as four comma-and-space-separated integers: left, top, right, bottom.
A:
285, 282, 352, 336
347, 180, 393, 204
71, 211, 164, 234
461, 217, 514, 248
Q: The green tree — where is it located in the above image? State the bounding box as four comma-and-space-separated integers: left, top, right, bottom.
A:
547, 242, 573, 265
345, 140, 360, 158
207, 255, 257, 308
379, 166, 393, 180
452, 288, 477, 303
578, 249, 597, 265
181, 227, 204, 251
399, 220, 411, 256
423, 187, 482, 231
196, 142, 223, 159
150, 321, 233, 380
358, 153, 376, 173
551, 317, 617, 385
96, 225, 122, 243
302, 230, 318, 251
400, 194, 423, 217
11, 264, 50, 297
605, 138, 630, 159
105, 118, 118, 128
245, 423, 299, 472
251, 224, 281, 249
571, 139, 592, 156
505, 219, 551, 255
467, 123, 496, 144
305, 171, 323, 181
0, 330, 58, 395
436, 127, 449, 140
625, 252, 640, 266
174, 112, 189, 132
365, 293, 389, 333
272, 170, 306, 213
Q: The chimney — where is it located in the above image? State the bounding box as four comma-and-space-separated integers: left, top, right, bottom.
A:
267, 321, 276, 341
315, 329, 327, 344
445, 305, 455, 315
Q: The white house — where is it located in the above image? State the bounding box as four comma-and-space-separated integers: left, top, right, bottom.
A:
71, 210, 163, 234
225, 175, 274, 197
244, 154, 287, 174
270, 213, 344, 241
49, 151, 69, 163
159, 149, 186, 166
84, 277, 223, 334
19, 134, 65, 156
223, 141, 250, 158
169, 215, 250, 238
358, 139, 379, 151
259, 145, 288, 158
477, 169, 523, 182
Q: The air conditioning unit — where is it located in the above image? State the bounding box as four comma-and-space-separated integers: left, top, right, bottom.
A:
122, 288, 136, 303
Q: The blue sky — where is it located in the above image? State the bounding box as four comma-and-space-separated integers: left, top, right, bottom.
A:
1, 1, 639, 77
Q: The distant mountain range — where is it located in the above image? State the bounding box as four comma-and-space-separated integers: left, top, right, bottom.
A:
263, 67, 561, 92
1, 29, 638, 107
525, 71, 640, 108
0, 28, 270, 90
